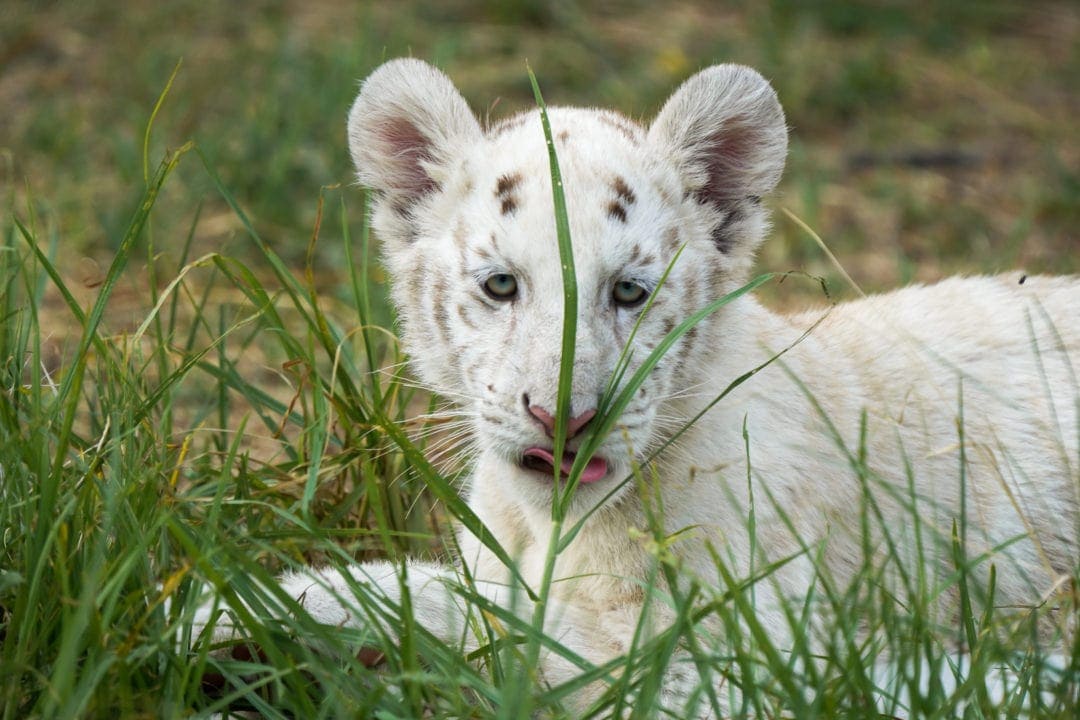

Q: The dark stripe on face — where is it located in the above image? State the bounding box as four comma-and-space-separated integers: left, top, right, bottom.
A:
608, 201, 628, 223
607, 176, 637, 223
664, 227, 680, 253
433, 275, 453, 345
709, 265, 727, 291
684, 323, 698, 347
496, 173, 523, 216
612, 176, 637, 205
682, 275, 701, 354
710, 208, 740, 254
496, 173, 522, 196
684, 274, 700, 308
456, 303, 479, 330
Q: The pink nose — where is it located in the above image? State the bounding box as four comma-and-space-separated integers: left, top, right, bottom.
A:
527, 404, 596, 440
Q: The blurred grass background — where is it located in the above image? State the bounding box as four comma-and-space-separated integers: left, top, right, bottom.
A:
2, 0, 1077, 311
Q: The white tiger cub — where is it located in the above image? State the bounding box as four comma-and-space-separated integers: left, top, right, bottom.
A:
197, 59, 1078, 713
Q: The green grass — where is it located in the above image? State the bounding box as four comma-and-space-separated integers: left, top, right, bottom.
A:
1, 2, 1078, 717
4, 160, 1075, 716
3, 74, 1079, 717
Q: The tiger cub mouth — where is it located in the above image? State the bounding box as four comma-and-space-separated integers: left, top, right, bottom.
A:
521, 447, 609, 483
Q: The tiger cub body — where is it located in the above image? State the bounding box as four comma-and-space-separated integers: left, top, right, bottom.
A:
200, 59, 1080, 714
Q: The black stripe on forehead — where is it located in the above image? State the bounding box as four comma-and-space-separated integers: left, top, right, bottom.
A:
608, 201, 628, 223
612, 176, 637, 205
496, 173, 521, 196
606, 175, 637, 223
495, 172, 523, 216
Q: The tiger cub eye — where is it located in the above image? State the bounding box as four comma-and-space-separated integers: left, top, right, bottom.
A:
483, 273, 518, 300
613, 280, 647, 307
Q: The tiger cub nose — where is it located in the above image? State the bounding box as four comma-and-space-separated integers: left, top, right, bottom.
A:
524, 397, 596, 440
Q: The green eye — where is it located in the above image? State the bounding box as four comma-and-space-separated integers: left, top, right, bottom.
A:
613, 280, 647, 307
483, 273, 518, 300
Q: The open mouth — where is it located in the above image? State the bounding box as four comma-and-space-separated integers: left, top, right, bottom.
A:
521, 447, 609, 483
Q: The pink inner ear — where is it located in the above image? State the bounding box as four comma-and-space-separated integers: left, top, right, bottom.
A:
697, 115, 757, 206
376, 118, 438, 197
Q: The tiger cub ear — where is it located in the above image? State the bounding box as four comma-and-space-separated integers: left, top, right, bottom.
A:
648, 65, 787, 259
347, 59, 482, 243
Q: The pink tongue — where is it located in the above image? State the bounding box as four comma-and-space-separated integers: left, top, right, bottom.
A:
524, 448, 608, 483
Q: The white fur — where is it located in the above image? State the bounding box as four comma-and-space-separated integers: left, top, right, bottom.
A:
195, 59, 1079, 715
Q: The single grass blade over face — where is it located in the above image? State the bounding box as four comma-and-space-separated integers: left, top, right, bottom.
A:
527, 64, 578, 514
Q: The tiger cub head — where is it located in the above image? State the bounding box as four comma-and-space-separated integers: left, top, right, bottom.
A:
347, 59, 786, 510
